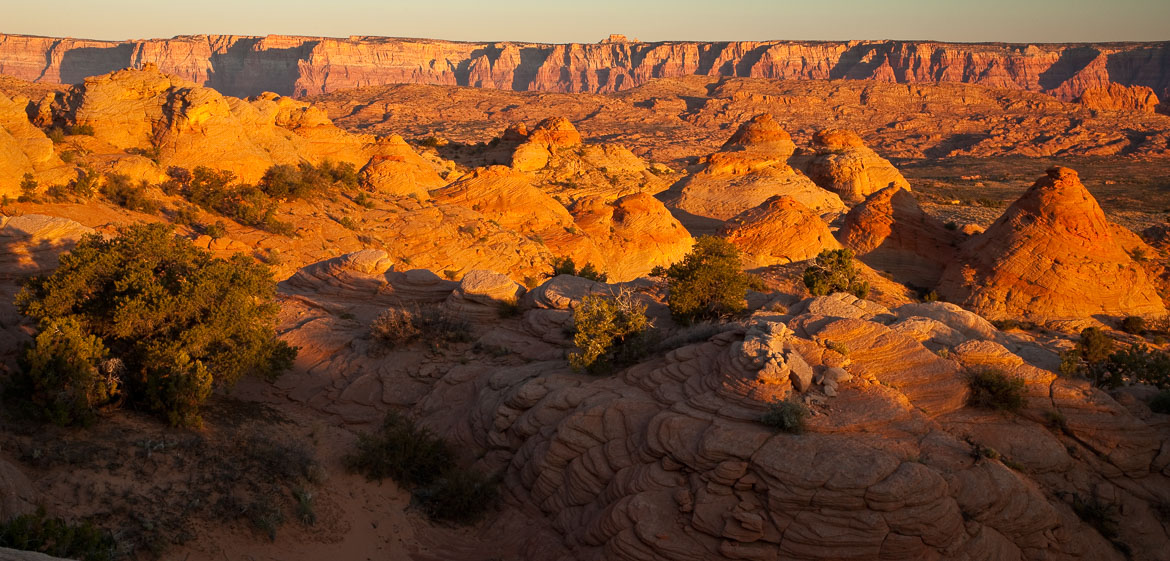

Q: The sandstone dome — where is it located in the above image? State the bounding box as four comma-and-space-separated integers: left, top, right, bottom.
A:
937, 167, 1166, 322
804, 128, 911, 204
721, 196, 842, 267
837, 186, 961, 288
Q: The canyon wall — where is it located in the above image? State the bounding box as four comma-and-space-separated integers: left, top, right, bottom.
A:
1, 33, 1168, 101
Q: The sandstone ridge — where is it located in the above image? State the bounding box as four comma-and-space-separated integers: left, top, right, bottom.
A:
0, 34, 1168, 101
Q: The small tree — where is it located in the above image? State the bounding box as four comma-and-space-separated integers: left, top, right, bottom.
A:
761, 400, 808, 434
549, 256, 607, 282
9, 317, 116, 426
569, 291, 651, 374
656, 236, 751, 323
967, 369, 1027, 412
802, 249, 869, 299
12, 223, 296, 427
1059, 327, 1115, 382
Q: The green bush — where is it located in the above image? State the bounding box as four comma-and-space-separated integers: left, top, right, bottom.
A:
17, 173, 38, 202
761, 400, 808, 434
655, 236, 751, 323
1100, 344, 1170, 389
370, 305, 471, 349
259, 160, 359, 201
802, 249, 869, 299
99, 173, 159, 213
414, 469, 499, 525
1121, 316, 1147, 335
345, 413, 498, 525
344, 412, 454, 486
1149, 390, 1170, 414
1059, 327, 1115, 379
164, 166, 295, 235
569, 291, 651, 375
0, 508, 117, 561
12, 223, 296, 427
966, 369, 1027, 412
8, 317, 116, 426
549, 256, 607, 282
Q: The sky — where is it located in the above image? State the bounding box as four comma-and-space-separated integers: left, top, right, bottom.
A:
4, 0, 1168, 44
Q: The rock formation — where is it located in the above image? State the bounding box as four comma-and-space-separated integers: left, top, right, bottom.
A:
721, 195, 842, 267
938, 167, 1166, 322
836, 186, 960, 288
0, 93, 66, 196
263, 255, 1170, 561
568, 193, 693, 281
431, 166, 604, 269
670, 114, 844, 221
1077, 83, 1161, 113
804, 128, 910, 204
360, 134, 447, 198
1, 33, 1168, 101
44, 65, 370, 182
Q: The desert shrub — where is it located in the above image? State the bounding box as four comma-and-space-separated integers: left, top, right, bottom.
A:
12, 223, 296, 427
99, 173, 159, 213
1150, 390, 1170, 414
17, 173, 39, 202
7, 317, 116, 426
824, 340, 850, 355
569, 291, 652, 375
353, 191, 376, 209
259, 160, 358, 201
166, 166, 295, 235
69, 124, 95, 136
345, 413, 495, 524
414, 469, 499, 525
45, 126, 66, 143
1071, 493, 1120, 541
203, 220, 228, 238
761, 400, 808, 434
1100, 343, 1170, 389
1121, 316, 1146, 335
655, 236, 751, 323
803, 249, 869, 299
44, 167, 99, 202
1059, 327, 1115, 379
966, 369, 1026, 412
0, 508, 118, 561
993, 319, 1040, 332
343, 412, 455, 486
549, 256, 607, 282
370, 305, 471, 349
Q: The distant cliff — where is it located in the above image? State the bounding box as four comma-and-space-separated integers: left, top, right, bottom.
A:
1, 33, 1168, 101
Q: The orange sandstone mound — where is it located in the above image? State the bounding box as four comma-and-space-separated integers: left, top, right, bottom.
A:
1076, 83, 1161, 113
720, 195, 842, 267
837, 186, 961, 288
804, 128, 910, 204
359, 134, 448, 198
0, 92, 68, 196
431, 165, 603, 268
568, 193, 693, 280
937, 167, 1166, 322
41, 65, 370, 183
671, 114, 844, 221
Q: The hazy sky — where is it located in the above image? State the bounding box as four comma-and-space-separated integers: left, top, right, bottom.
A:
5, 0, 1168, 43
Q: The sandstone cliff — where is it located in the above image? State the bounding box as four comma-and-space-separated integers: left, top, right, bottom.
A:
1, 34, 1168, 101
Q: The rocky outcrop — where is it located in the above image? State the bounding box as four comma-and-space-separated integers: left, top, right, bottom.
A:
510, 117, 582, 172
1077, 83, 1161, 113
569, 193, 693, 281
359, 134, 447, 198
836, 186, 960, 288
46, 65, 370, 182
671, 114, 844, 221
0, 92, 66, 196
2, 34, 1168, 101
431, 166, 604, 268
804, 129, 910, 204
938, 167, 1166, 322
721, 195, 842, 267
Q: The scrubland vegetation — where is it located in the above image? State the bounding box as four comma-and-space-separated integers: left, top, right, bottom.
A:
7, 223, 295, 428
